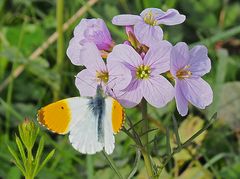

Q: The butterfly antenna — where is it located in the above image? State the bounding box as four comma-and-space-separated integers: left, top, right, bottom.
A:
75, 75, 98, 91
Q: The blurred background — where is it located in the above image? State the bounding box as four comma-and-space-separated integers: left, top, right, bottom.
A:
0, 0, 240, 178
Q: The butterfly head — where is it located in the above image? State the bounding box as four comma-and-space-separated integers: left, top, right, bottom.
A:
95, 85, 106, 98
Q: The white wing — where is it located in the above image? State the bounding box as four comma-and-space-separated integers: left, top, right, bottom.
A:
103, 97, 115, 155
67, 97, 103, 154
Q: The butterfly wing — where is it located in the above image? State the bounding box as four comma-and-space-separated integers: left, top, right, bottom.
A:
103, 97, 115, 154
68, 106, 104, 154
69, 96, 125, 155
38, 96, 125, 155
37, 97, 87, 134
104, 97, 125, 154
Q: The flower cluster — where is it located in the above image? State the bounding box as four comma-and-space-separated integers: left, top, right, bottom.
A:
67, 8, 213, 116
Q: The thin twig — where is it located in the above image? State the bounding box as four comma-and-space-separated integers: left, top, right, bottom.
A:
172, 115, 182, 148
136, 106, 165, 132
0, 0, 99, 92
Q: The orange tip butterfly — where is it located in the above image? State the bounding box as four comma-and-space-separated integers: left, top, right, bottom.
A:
37, 86, 125, 155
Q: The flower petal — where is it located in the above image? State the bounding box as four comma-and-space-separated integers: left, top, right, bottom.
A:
183, 78, 213, 109
156, 9, 186, 25
107, 61, 132, 91
116, 79, 143, 108
143, 40, 172, 74
79, 42, 107, 74
170, 42, 190, 76
107, 44, 142, 68
66, 38, 84, 66
189, 45, 211, 77
75, 69, 98, 97
143, 75, 174, 108
175, 80, 188, 116
112, 15, 142, 26
134, 22, 163, 46
140, 8, 165, 19
73, 19, 87, 37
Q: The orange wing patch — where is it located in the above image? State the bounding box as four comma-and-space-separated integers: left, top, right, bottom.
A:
111, 99, 125, 134
37, 99, 71, 134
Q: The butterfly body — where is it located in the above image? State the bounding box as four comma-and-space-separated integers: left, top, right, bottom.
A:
37, 87, 124, 154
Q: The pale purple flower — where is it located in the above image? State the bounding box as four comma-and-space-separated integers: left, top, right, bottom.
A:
112, 8, 185, 46
75, 42, 131, 97
170, 42, 213, 116
67, 18, 113, 66
108, 41, 174, 108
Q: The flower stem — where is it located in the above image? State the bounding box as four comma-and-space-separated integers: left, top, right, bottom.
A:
141, 99, 155, 178
54, 0, 64, 100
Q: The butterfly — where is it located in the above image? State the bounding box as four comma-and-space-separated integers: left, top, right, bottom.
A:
37, 86, 125, 155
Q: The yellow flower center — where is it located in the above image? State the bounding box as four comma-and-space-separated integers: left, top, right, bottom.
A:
143, 11, 158, 26
176, 65, 192, 80
136, 65, 151, 79
96, 71, 109, 83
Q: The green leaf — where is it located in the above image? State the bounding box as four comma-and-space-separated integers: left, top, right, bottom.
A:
33, 137, 45, 177
15, 136, 26, 165
37, 149, 55, 174
7, 146, 25, 175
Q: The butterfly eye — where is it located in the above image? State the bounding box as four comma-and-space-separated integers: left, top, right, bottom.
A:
61, 106, 64, 109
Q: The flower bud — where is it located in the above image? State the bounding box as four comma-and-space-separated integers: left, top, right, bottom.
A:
18, 118, 39, 151
74, 18, 114, 51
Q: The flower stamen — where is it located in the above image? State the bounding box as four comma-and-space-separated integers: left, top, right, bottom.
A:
143, 11, 158, 26
96, 71, 109, 83
176, 65, 192, 79
136, 65, 151, 79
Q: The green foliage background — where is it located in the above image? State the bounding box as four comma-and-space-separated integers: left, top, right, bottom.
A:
0, 0, 240, 178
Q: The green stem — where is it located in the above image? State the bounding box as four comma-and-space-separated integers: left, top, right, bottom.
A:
26, 148, 33, 179
102, 151, 123, 179
86, 155, 94, 179
55, 0, 64, 100
141, 99, 155, 179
